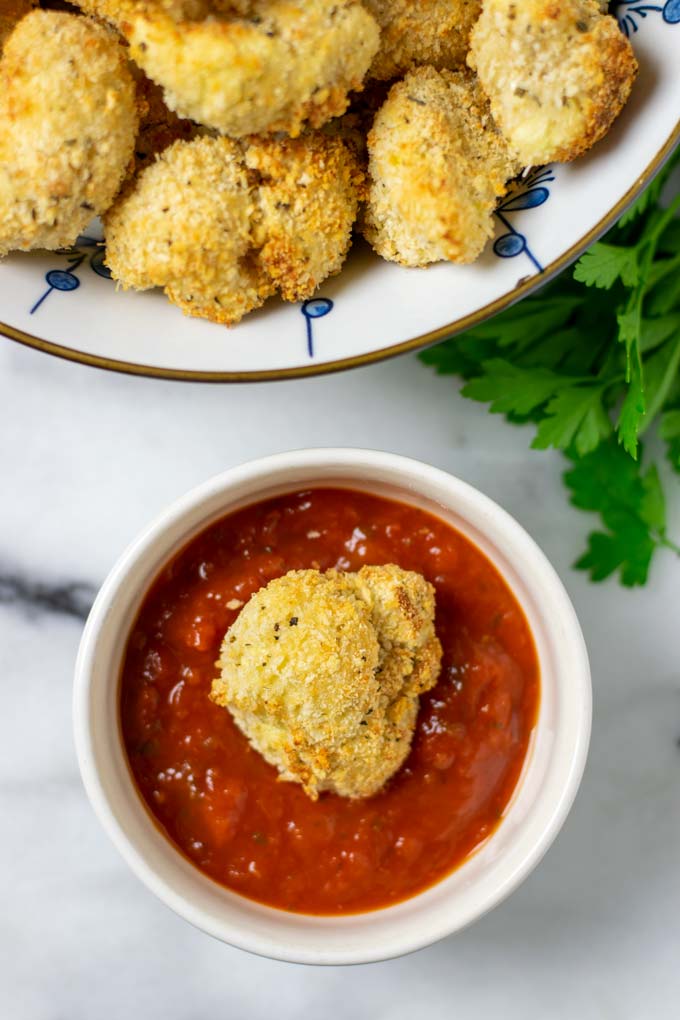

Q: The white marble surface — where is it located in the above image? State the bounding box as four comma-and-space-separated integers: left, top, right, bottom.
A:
1, 338, 679, 1019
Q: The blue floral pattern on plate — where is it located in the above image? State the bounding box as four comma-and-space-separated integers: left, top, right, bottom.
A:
301, 298, 333, 358
30, 235, 110, 315
493, 168, 556, 274
613, 0, 680, 35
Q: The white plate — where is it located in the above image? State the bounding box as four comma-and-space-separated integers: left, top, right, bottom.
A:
1, 3, 679, 381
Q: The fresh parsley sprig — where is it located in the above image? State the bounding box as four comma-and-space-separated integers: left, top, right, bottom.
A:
420, 150, 680, 587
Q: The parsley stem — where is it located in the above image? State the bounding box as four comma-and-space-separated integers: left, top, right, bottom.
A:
659, 535, 680, 558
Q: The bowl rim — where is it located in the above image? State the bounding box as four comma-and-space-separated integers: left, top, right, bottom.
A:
4, 123, 679, 384
73, 448, 592, 964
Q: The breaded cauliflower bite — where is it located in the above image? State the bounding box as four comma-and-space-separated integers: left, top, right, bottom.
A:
245, 135, 364, 301
365, 0, 481, 81
468, 0, 638, 166
104, 136, 271, 324
211, 566, 442, 800
74, 0, 380, 137
363, 66, 519, 267
104, 133, 363, 324
0, 11, 137, 257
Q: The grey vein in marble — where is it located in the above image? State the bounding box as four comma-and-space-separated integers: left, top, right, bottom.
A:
0, 569, 95, 620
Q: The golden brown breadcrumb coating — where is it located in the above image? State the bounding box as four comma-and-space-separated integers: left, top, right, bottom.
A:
104, 132, 362, 325
246, 135, 364, 301
345, 564, 443, 702
365, 0, 481, 81
362, 66, 519, 267
0, 11, 138, 257
73, 0, 380, 137
468, 0, 638, 165
0, 0, 35, 51
211, 565, 442, 800
104, 136, 273, 325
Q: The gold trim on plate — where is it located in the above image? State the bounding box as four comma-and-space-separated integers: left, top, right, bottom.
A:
2, 123, 679, 384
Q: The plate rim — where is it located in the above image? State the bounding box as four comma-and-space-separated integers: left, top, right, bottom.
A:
2, 121, 679, 384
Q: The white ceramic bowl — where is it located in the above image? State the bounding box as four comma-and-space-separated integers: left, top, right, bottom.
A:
74, 449, 591, 964
3, 9, 680, 380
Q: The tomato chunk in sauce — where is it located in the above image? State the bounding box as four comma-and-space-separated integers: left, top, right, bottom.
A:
120, 488, 539, 915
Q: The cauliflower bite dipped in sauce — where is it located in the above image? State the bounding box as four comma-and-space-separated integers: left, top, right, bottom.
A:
104, 133, 363, 324
211, 566, 442, 800
468, 0, 638, 166
0, 11, 138, 257
365, 0, 482, 81
0, 0, 35, 51
362, 66, 519, 267
73, 0, 380, 137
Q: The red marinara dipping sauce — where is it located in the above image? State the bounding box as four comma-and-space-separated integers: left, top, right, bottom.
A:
120, 488, 539, 915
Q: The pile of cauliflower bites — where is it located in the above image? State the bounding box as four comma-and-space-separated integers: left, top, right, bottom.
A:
0, 0, 637, 326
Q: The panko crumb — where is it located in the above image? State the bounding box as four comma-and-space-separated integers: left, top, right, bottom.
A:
0, 10, 138, 257
104, 132, 363, 325
74, 0, 380, 137
246, 133, 365, 301
211, 565, 442, 800
362, 66, 519, 267
468, 0, 638, 166
365, 0, 482, 81
104, 135, 273, 325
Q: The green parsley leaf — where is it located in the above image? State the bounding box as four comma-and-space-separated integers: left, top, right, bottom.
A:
532, 386, 611, 456
660, 408, 680, 439
564, 440, 667, 586
646, 261, 680, 316
419, 150, 680, 586
617, 358, 645, 458
616, 305, 643, 382
660, 409, 680, 473
461, 360, 565, 415
494, 299, 582, 350
640, 464, 666, 533
574, 527, 656, 586
618, 174, 667, 227
419, 338, 485, 378
618, 149, 680, 227
573, 242, 640, 289
639, 314, 680, 353
520, 328, 584, 369
642, 336, 680, 427
659, 219, 680, 253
